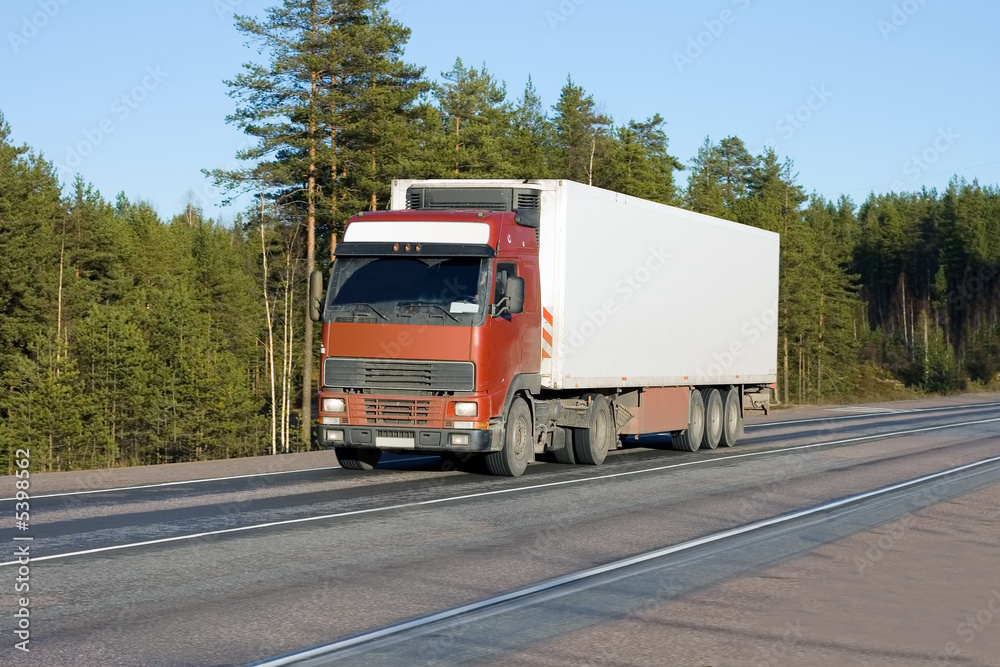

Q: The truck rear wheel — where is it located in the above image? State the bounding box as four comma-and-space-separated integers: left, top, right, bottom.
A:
335, 447, 381, 471
553, 426, 576, 464
702, 388, 723, 450
573, 394, 612, 465
485, 397, 531, 477
671, 390, 704, 452
720, 388, 742, 447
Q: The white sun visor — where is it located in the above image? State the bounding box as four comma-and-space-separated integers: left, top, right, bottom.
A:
344, 221, 492, 244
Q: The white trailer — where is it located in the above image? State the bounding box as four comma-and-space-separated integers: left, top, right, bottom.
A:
391, 178, 779, 390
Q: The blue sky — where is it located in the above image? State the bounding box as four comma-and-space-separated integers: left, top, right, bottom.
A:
2, 0, 998, 223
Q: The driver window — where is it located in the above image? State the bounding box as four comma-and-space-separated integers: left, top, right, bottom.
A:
494, 263, 517, 304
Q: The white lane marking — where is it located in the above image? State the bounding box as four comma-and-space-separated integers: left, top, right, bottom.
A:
3, 416, 999, 568
249, 453, 1000, 666
0, 466, 340, 503
745, 401, 1000, 429
0, 456, 435, 503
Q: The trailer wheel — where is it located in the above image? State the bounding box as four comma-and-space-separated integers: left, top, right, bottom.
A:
720, 388, 742, 447
573, 394, 612, 465
335, 447, 381, 471
702, 389, 723, 450
485, 397, 531, 477
671, 390, 704, 452
553, 427, 576, 464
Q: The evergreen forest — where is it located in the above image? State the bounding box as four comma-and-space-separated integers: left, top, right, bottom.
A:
2, 0, 999, 472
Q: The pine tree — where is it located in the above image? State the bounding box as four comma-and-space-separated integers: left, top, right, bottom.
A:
737, 149, 817, 403
435, 58, 513, 177
717, 136, 755, 207
328, 2, 428, 221
602, 114, 681, 204
0, 112, 63, 469
74, 302, 153, 466
212, 1, 429, 444
552, 76, 612, 184
685, 137, 728, 218
509, 77, 555, 178
803, 195, 861, 399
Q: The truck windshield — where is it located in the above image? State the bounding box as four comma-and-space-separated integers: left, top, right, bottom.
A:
325, 256, 488, 324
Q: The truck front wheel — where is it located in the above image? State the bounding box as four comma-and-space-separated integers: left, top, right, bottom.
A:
486, 397, 531, 477
573, 394, 611, 465
335, 446, 382, 471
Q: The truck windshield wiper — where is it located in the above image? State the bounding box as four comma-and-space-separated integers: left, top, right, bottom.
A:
397, 302, 460, 322
349, 303, 388, 321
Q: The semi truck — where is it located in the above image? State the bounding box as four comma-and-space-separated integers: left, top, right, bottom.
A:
309, 179, 779, 477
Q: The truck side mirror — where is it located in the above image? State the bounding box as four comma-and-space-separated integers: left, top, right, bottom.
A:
309, 270, 325, 322
506, 276, 525, 315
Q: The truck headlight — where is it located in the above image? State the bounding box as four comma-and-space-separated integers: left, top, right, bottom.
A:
323, 398, 346, 414
454, 402, 478, 417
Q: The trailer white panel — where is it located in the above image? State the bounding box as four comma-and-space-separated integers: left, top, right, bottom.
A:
390, 179, 779, 391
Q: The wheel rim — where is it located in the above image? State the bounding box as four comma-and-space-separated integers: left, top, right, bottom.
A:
692, 405, 704, 438
512, 415, 527, 459
594, 409, 608, 453
726, 404, 737, 435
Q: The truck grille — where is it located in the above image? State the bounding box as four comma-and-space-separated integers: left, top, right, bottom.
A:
364, 399, 430, 426
324, 358, 475, 392
377, 430, 416, 439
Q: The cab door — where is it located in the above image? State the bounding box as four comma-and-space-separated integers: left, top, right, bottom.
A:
487, 261, 523, 415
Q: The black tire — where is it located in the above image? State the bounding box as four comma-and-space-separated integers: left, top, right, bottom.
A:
720, 388, 743, 447
553, 426, 576, 464
485, 397, 531, 477
574, 394, 612, 465
672, 390, 704, 452
702, 388, 723, 450
335, 446, 381, 471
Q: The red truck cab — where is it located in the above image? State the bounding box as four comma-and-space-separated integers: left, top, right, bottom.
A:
315, 208, 541, 474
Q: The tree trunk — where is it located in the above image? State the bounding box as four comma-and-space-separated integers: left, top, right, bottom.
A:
454, 116, 461, 174
260, 222, 277, 456
901, 272, 909, 352
302, 55, 318, 448
588, 135, 596, 185
282, 245, 296, 454
818, 295, 824, 402
371, 149, 378, 210
783, 336, 789, 405
56, 229, 66, 368
330, 125, 338, 263
923, 308, 930, 384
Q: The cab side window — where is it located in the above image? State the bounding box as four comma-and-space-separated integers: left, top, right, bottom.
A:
494, 263, 518, 304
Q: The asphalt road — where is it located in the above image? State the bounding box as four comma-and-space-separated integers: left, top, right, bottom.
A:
2, 394, 1000, 666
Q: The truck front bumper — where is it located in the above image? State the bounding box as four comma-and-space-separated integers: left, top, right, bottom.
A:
318, 425, 496, 453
